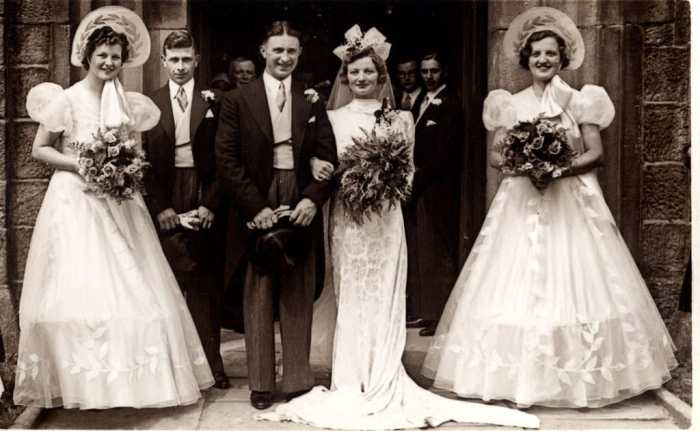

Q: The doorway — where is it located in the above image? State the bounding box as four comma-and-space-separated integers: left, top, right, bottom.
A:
191, 0, 488, 263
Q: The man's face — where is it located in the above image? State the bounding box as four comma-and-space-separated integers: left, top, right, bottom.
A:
396, 61, 419, 93
420, 59, 444, 92
260, 34, 301, 80
232, 60, 257, 86
162, 46, 199, 86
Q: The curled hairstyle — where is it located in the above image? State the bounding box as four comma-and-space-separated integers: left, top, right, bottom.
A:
162, 30, 196, 55
263, 20, 302, 44
339, 47, 388, 85
519, 30, 570, 70
81, 25, 130, 70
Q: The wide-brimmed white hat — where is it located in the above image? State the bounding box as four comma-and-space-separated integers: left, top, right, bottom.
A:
503, 6, 585, 70
70, 6, 150, 68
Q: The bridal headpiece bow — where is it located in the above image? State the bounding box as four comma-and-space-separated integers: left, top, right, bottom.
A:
70, 6, 150, 68
503, 7, 584, 70
333, 25, 392, 62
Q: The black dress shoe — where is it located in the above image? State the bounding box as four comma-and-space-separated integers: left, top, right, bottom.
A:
250, 391, 273, 410
406, 317, 429, 328
285, 387, 312, 402
214, 373, 231, 389
419, 321, 437, 336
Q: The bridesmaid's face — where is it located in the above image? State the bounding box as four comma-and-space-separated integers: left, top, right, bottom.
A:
88, 43, 123, 82
347, 56, 379, 99
527, 37, 561, 83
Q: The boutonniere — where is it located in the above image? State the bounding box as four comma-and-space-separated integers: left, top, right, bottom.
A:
430, 97, 442, 106
201, 90, 216, 103
304, 88, 320, 104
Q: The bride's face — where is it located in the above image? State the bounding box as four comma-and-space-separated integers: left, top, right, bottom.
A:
527, 37, 561, 83
88, 43, 123, 81
347, 56, 379, 99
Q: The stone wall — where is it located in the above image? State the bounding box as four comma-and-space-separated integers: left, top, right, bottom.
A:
638, 0, 690, 321
1, 0, 72, 424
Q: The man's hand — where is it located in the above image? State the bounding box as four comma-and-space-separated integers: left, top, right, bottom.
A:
310, 157, 334, 182
290, 198, 317, 227
248, 207, 278, 230
157, 208, 179, 231
197, 206, 215, 229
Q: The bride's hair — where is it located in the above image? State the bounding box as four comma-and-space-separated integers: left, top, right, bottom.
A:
81, 25, 130, 70
518, 30, 570, 70
339, 47, 388, 85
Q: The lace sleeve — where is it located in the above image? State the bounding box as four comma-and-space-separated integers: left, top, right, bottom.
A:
26, 82, 73, 134
126, 92, 161, 132
570, 85, 615, 130
482, 89, 516, 132
397, 110, 416, 183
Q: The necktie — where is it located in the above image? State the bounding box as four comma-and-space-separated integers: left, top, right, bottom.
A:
400, 93, 412, 110
276, 82, 286, 112
176, 86, 188, 112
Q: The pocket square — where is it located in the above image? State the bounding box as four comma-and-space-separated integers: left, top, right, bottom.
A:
205, 109, 215, 118
308, 116, 316, 123
426, 120, 437, 126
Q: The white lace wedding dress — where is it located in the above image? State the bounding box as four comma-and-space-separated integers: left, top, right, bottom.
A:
258, 98, 539, 430
422, 79, 678, 408
13, 81, 214, 409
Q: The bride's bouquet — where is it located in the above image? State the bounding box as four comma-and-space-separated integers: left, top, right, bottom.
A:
73, 126, 149, 202
336, 100, 413, 225
499, 116, 576, 190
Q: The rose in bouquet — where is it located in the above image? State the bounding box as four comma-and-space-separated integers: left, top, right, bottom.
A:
72, 126, 150, 202
336, 101, 413, 225
499, 116, 576, 190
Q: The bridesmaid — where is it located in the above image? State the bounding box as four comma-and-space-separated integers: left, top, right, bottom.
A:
422, 6, 677, 408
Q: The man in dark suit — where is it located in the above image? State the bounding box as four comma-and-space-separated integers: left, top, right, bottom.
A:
143, 30, 229, 389
394, 56, 426, 120
405, 51, 463, 337
216, 21, 337, 410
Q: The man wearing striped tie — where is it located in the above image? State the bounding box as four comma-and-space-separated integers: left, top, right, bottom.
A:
143, 30, 230, 389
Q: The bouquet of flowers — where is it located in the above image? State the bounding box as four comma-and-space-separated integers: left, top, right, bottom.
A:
73, 126, 149, 202
336, 99, 413, 225
499, 116, 576, 190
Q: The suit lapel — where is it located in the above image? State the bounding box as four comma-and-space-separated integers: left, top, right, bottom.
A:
243, 79, 274, 143
291, 79, 311, 166
412, 89, 427, 121
156, 85, 176, 141
415, 86, 446, 126
190, 83, 206, 143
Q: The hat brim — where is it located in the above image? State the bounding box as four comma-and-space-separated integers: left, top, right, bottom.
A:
503, 6, 585, 71
71, 6, 150, 69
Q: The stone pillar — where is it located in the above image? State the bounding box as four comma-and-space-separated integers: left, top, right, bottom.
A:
1, 1, 71, 424
635, 0, 690, 320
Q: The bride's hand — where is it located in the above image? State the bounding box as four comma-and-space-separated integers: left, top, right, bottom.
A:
310, 157, 334, 182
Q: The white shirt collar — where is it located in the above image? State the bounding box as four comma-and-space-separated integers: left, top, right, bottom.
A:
426, 83, 446, 100
169, 78, 195, 99
263, 71, 292, 96
408, 87, 422, 98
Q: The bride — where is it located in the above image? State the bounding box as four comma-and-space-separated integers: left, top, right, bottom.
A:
13, 6, 213, 409
258, 25, 539, 430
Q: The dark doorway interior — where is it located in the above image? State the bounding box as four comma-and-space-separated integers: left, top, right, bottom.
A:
191, 0, 488, 263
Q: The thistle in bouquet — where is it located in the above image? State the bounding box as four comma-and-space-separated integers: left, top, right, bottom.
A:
499, 116, 576, 190
336, 98, 413, 225
72, 126, 150, 202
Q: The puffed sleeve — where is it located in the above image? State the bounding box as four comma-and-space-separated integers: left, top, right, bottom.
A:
569, 85, 615, 130
126, 92, 161, 132
397, 110, 415, 146
482, 89, 517, 131
26, 82, 72, 134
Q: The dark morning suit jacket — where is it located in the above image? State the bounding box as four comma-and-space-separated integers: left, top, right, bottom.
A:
143, 80, 226, 375
405, 85, 463, 321
396, 88, 427, 120
215, 77, 338, 288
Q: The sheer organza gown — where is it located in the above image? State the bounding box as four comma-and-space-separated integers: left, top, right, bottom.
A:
13, 82, 214, 409
422, 80, 678, 408
259, 98, 539, 430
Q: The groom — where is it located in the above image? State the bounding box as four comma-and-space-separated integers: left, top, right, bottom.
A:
216, 21, 337, 410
